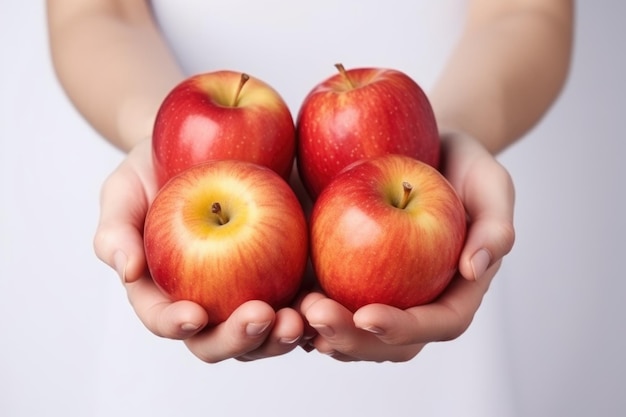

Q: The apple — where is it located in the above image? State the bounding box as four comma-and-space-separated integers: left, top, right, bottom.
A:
144, 159, 308, 326
296, 64, 440, 199
153, 70, 296, 187
309, 154, 466, 312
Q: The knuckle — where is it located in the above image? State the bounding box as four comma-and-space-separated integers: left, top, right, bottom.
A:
437, 304, 475, 342
388, 349, 421, 363
92, 225, 114, 263
496, 219, 516, 255
192, 350, 224, 364
184, 340, 224, 364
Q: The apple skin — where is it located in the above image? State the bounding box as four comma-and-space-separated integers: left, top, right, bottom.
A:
296, 65, 440, 199
153, 70, 296, 188
144, 160, 308, 326
310, 154, 466, 312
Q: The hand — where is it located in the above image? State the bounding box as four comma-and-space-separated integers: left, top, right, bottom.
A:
298, 131, 516, 362
93, 139, 306, 362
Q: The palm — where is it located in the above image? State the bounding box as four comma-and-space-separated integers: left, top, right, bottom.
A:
298, 131, 515, 362
94, 139, 307, 362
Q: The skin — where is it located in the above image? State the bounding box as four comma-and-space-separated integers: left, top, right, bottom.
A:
46, 0, 574, 362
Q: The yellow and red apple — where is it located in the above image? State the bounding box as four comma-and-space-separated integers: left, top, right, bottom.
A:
144, 160, 308, 326
310, 154, 466, 312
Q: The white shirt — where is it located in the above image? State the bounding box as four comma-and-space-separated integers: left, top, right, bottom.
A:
151, 0, 467, 113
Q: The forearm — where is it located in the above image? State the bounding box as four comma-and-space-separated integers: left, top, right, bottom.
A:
46, 0, 185, 151
430, 0, 574, 154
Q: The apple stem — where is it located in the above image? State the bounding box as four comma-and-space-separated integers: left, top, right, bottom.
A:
398, 182, 413, 210
334, 63, 356, 89
232, 73, 250, 107
211, 202, 229, 225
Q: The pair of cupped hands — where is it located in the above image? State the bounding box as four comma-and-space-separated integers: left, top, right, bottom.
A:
94, 129, 515, 363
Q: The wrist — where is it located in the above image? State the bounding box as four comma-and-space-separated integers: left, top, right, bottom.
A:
115, 96, 159, 152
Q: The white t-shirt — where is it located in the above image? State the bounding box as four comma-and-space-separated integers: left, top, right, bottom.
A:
151, 0, 467, 113
145, 2, 517, 416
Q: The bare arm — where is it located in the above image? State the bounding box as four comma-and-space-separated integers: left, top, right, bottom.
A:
47, 0, 573, 155
46, 0, 184, 151
47, 0, 306, 362
299, 0, 574, 362
430, 0, 574, 154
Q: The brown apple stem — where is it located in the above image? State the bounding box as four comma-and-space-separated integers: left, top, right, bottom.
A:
232, 73, 250, 107
398, 181, 413, 209
211, 202, 229, 225
334, 63, 356, 89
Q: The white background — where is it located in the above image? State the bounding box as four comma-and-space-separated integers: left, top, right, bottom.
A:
1, 2, 624, 417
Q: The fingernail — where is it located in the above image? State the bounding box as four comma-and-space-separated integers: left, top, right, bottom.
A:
470, 248, 491, 280
246, 321, 271, 337
279, 336, 301, 345
113, 250, 128, 283
310, 324, 335, 338
360, 325, 385, 335
181, 322, 201, 333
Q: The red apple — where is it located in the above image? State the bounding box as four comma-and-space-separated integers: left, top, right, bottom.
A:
297, 64, 440, 199
310, 154, 466, 312
153, 70, 295, 187
144, 160, 308, 326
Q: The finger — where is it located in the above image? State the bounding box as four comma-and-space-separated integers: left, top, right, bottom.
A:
305, 297, 363, 356
184, 300, 276, 363
440, 133, 515, 281
237, 307, 304, 361
125, 274, 209, 339
294, 290, 327, 349
93, 167, 151, 283
354, 262, 500, 345
458, 160, 515, 280
93, 141, 157, 284
304, 297, 423, 362
296, 290, 326, 316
